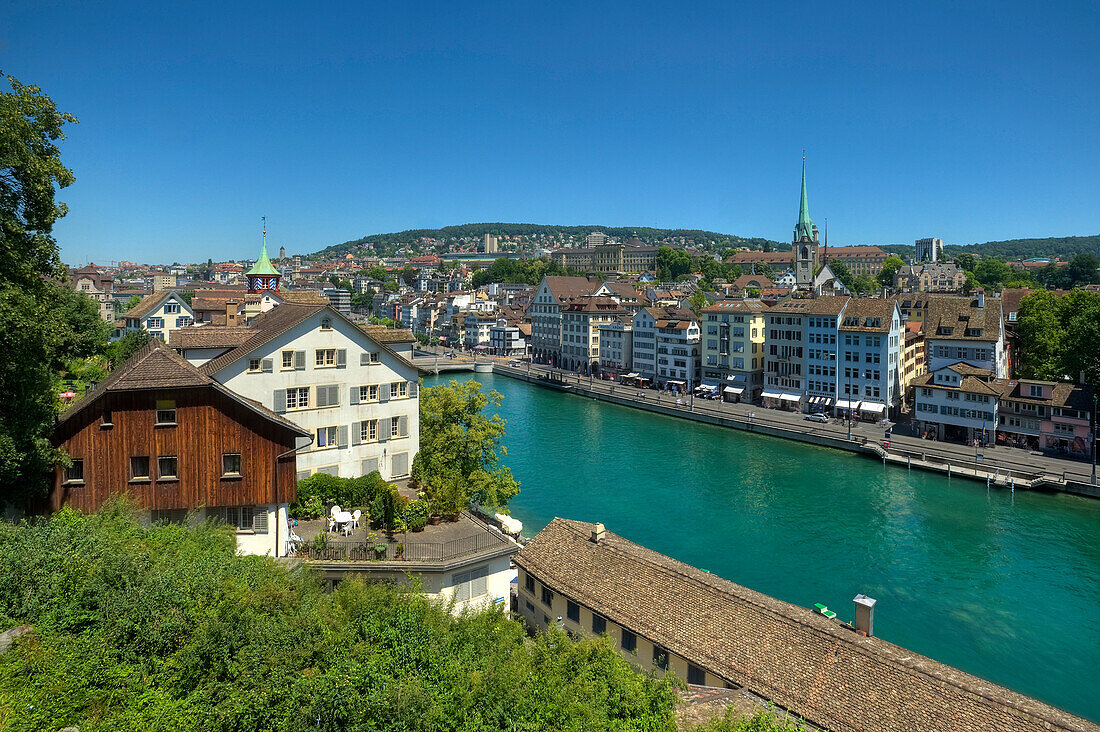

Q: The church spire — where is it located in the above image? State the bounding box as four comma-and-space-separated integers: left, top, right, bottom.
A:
794, 152, 815, 241
247, 216, 281, 293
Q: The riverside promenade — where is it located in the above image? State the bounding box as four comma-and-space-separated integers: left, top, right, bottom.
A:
491, 362, 1100, 498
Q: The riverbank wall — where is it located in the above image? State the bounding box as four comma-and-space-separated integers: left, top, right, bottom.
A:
490, 365, 1100, 499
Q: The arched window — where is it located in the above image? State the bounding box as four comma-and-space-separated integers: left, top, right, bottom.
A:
321, 317, 332, 330
801, 246, 809, 260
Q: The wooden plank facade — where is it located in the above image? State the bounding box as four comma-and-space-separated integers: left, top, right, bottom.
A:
52, 385, 301, 514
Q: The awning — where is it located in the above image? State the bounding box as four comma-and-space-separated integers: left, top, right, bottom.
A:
835, 399, 861, 410
761, 389, 783, 399
726, 374, 745, 382
808, 396, 820, 404
780, 392, 802, 402
667, 380, 686, 386
622, 372, 640, 379
861, 402, 887, 413
823, 397, 834, 406
724, 386, 745, 394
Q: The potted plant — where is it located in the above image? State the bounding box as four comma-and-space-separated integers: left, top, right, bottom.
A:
395, 542, 405, 560
373, 542, 388, 560
406, 499, 429, 532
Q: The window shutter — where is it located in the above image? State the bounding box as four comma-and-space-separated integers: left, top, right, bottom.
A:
252, 508, 269, 534
294, 350, 306, 370
378, 422, 388, 442
296, 469, 310, 482
337, 425, 348, 449
380, 383, 390, 402
352, 422, 361, 445
361, 351, 370, 366
361, 458, 379, 475
409, 381, 418, 398
328, 385, 340, 406
261, 358, 273, 373
399, 415, 408, 437
337, 349, 347, 367
274, 389, 287, 413
350, 387, 359, 405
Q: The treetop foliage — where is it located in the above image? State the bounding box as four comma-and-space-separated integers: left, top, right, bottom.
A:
0, 502, 685, 731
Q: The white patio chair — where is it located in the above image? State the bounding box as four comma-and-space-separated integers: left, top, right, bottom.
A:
351, 509, 362, 529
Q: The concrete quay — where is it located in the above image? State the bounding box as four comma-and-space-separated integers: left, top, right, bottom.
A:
491, 363, 1100, 499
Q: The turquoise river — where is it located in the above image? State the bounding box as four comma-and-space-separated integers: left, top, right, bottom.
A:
425, 373, 1100, 722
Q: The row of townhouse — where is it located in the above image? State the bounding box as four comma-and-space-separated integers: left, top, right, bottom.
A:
913, 362, 1092, 453
528, 276, 642, 369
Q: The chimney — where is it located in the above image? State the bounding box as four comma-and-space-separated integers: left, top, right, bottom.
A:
976, 290, 985, 308
853, 594, 877, 636
226, 299, 239, 327
590, 522, 606, 544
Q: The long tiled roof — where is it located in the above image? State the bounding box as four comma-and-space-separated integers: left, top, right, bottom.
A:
361, 324, 417, 343
767, 295, 849, 316
58, 340, 307, 435
168, 326, 258, 350
838, 298, 896, 333
122, 290, 179, 320
541, 276, 601, 303
197, 304, 329, 375
515, 519, 1097, 732
923, 295, 1002, 342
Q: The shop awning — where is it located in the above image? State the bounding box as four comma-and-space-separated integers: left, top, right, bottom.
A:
835, 399, 861, 410
667, 380, 686, 386
622, 372, 640, 379
823, 397, 834, 406
780, 392, 802, 402
761, 389, 783, 399
724, 386, 745, 394
861, 402, 887, 413
726, 374, 745, 382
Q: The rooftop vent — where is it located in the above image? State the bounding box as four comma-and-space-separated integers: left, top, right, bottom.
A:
590, 523, 606, 544
853, 594, 877, 636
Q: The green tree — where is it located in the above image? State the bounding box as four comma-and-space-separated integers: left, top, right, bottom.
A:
656, 246, 692, 280
365, 265, 388, 281
0, 73, 108, 506
412, 379, 519, 511
1059, 290, 1100, 388
972, 258, 1013, 290
689, 289, 709, 315
1064, 252, 1100, 287
106, 329, 151, 370
954, 253, 976, 273
1015, 290, 1064, 379
877, 255, 905, 288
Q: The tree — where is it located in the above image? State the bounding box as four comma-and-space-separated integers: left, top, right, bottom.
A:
411, 379, 519, 511
106, 329, 151, 370
0, 73, 108, 507
365, 265, 388, 281
1060, 290, 1100, 388
877, 255, 905, 288
1015, 290, 1063, 379
1064, 252, 1100, 287
972, 258, 1013, 291
954, 253, 976, 273
689, 289, 709, 315
656, 246, 692, 281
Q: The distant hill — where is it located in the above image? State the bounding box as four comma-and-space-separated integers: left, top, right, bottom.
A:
313, 223, 784, 258
882, 236, 1099, 261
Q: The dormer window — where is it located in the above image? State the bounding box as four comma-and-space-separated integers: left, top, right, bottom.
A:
321, 317, 333, 330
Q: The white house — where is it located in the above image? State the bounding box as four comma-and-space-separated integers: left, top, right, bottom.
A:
598, 317, 633, 377
912, 363, 1000, 443
170, 303, 421, 481
836, 299, 903, 419
117, 290, 194, 342
631, 306, 700, 388
776, 269, 798, 288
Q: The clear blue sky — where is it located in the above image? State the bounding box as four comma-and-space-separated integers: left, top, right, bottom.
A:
6, 0, 1099, 265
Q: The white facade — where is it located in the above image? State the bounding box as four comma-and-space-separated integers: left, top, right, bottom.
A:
200, 310, 420, 481
122, 291, 194, 341
631, 309, 658, 379
927, 337, 1006, 378
914, 365, 999, 441
489, 319, 526, 355
598, 320, 633, 375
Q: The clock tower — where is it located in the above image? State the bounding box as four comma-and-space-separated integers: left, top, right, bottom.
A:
247, 221, 281, 295
793, 155, 819, 288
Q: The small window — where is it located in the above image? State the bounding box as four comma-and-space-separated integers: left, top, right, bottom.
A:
688, 664, 706, 685
248, 358, 262, 372
369, 351, 380, 363
653, 646, 669, 671
316, 426, 337, 448
63, 459, 84, 484
592, 614, 606, 635
100, 409, 113, 427
315, 348, 336, 367
621, 629, 637, 654
321, 317, 333, 330
525, 600, 534, 612
566, 600, 580, 623
130, 456, 150, 481
281, 350, 294, 369
390, 417, 400, 438
360, 419, 378, 443
155, 399, 176, 425
359, 385, 379, 403
222, 453, 241, 477
524, 573, 535, 592
541, 585, 553, 607
157, 456, 178, 481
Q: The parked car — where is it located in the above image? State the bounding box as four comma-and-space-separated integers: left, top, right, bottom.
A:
804, 412, 829, 423
509, 360, 522, 367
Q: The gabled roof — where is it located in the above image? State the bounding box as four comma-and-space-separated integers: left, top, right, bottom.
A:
924, 295, 1003, 342
515, 519, 1094, 732
838, 298, 897, 332
168, 326, 258, 350
361, 324, 416, 344
123, 290, 188, 321
58, 340, 308, 435
539, 276, 601, 303
767, 295, 849, 316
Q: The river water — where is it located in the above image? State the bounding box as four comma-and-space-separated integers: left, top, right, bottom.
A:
425, 373, 1100, 721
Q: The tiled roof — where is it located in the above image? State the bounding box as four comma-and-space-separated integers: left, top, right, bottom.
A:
361, 324, 416, 343
563, 296, 627, 314
58, 340, 308, 435
767, 296, 849, 316
198, 304, 328, 376
703, 300, 767, 313
541, 276, 601, 303
923, 295, 1002, 342
838, 299, 896, 332
122, 290, 179, 320
515, 519, 1096, 732
280, 289, 330, 304
168, 326, 257, 350
825, 245, 888, 257
642, 306, 696, 322
730, 274, 774, 289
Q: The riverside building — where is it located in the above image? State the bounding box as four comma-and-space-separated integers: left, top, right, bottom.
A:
700, 300, 767, 402
836, 298, 903, 419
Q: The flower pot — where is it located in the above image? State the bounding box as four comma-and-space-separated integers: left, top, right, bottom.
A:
445, 512, 460, 522
428, 515, 442, 525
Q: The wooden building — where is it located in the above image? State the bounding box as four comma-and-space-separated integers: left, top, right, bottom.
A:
52, 340, 310, 556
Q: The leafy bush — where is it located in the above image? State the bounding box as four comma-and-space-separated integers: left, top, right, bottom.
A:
405, 499, 429, 531
0, 500, 681, 730
691, 707, 809, 731
290, 470, 391, 518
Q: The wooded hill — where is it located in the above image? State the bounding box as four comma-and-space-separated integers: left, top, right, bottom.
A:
881, 235, 1099, 261
314, 223, 784, 258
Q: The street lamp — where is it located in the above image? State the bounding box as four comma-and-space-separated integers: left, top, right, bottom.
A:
846, 367, 853, 441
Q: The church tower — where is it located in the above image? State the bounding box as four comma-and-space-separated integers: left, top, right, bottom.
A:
793, 156, 819, 287
247, 219, 281, 294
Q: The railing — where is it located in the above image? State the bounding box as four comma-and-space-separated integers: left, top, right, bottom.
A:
305, 530, 506, 563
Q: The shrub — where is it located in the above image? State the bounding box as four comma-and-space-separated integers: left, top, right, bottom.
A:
406, 499, 429, 531
291, 470, 392, 518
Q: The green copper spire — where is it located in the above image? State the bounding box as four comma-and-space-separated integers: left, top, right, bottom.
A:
794, 154, 816, 241
246, 226, 280, 276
